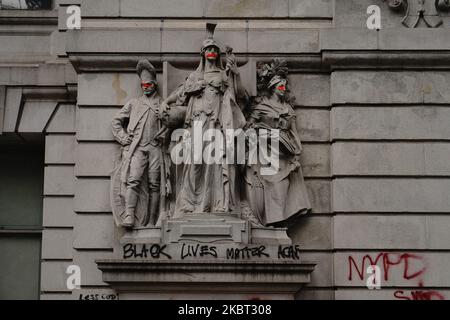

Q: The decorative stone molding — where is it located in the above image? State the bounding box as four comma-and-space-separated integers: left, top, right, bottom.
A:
1, 85, 76, 135
96, 259, 316, 299
385, 0, 450, 28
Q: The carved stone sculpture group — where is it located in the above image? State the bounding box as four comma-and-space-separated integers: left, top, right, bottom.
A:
110, 24, 311, 231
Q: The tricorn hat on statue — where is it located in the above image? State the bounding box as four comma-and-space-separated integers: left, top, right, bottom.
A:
136, 59, 157, 83
201, 23, 221, 54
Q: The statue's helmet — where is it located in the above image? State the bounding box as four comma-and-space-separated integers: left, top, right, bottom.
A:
200, 23, 221, 54
136, 59, 157, 84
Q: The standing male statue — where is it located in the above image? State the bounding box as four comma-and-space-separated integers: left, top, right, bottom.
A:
111, 59, 170, 228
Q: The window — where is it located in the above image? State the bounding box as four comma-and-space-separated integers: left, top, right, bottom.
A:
0, 0, 52, 10
0, 144, 44, 300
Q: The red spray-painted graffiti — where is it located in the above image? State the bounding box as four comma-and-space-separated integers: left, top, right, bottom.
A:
347, 252, 444, 300
394, 290, 445, 301
348, 253, 426, 282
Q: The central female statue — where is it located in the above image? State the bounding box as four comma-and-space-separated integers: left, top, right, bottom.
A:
160, 24, 247, 217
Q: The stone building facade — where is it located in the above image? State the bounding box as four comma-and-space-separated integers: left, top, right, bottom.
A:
1, 0, 450, 300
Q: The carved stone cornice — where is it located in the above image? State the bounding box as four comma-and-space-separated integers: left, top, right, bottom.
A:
322, 51, 450, 70
68, 51, 450, 74
68, 54, 324, 73
96, 259, 316, 295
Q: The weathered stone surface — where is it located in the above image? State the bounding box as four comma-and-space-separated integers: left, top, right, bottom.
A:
423, 72, 450, 104
75, 142, 120, 177
428, 216, 450, 249
301, 144, 330, 177
331, 72, 423, 105
74, 178, 110, 212
335, 252, 450, 287
43, 197, 75, 227
332, 142, 450, 176
45, 135, 76, 164
300, 252, 332, 287
206, 0, 288, 17
81, 0, 120, 17
78, 73, 143, 106
290, 74, 330, 107
379, 29, 450, 51
296, 289, 334, 300
331, 107, 450, 140
44, 166, 75, 196
2, 88, 22, 133
73, 214, 115, 249
66, 30, 161, 53
51, 30, 66, 57
320, 28, 377, 50
289, 0, 332, 18
288, 216, 332, 250
73, 250, 111, 286
334, 215, 427, 249
248, 30, 319, 53
42, 229, 74, 260
305, 179, 331, 214
0, 35, 50, 57
0, 64, 68, 87
18, 101, 57, 133
120, 0, 203, 17
425, 143, 450, 175
40, 261, 72, 292
46, 104, 76, 133
333, 178, 450, 212
76, 107, 117, 141
162, 30, 247, 53
296, 109, 330, 142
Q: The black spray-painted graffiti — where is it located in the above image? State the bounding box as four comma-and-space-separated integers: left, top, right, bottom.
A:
123, 243, 172, 259
181, 243, 218, 259
122, 244, 302, 260
278, 245, 301, 260
226, 246, 269, 259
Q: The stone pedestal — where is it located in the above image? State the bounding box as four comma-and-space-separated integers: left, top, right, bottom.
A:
162, 215, 250, 244
105, 214, 313, 299
119, 215, 292, 245
120, 227, 162, 244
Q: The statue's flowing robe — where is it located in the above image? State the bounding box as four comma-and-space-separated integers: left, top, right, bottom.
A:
172, 62, 246, 217
244, 97, 311, 227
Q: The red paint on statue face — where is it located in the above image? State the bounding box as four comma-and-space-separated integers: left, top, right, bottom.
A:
141, 82, 154, 89
141, 82, 156, 95
277, 85, 286, 92
205, 46, 219, 61
206, 52, 218, 58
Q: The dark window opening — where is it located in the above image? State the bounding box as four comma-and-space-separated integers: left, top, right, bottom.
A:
0, 143, 44, 300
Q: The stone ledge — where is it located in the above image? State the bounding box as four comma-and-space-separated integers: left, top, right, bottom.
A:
0, 10, 57, 25
96, 259, 316, 295
68, 51, 450, 74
